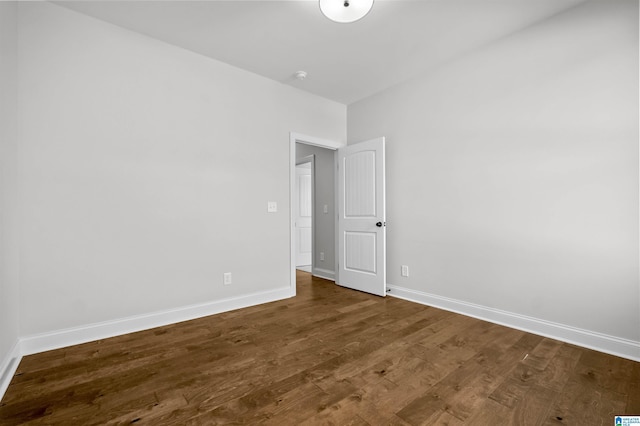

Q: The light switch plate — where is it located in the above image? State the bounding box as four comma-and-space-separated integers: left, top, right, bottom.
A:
401, 265, 409, 277
223, 272, 232, 285
267, 201, 277, 213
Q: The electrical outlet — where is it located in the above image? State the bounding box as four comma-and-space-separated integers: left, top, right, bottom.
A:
223, 272, 232, 285
320, 252, 325, 261
267, 201, 277, 213
401, 265, 409, 277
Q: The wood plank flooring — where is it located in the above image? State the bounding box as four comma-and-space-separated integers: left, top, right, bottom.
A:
1, 271, 638, 425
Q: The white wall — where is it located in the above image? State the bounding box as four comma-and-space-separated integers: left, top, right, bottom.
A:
7, 0, 638, 364
0, 1, 21, 384
18, 2, 346, 337
349, 0, 639, 352
296, 143, 336, 277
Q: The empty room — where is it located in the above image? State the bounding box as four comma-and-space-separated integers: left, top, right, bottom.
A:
0, 0, 638, 424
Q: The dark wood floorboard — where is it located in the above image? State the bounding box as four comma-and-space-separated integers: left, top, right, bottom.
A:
1, 271, 638, 425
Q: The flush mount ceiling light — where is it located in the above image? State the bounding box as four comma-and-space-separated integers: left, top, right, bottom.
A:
319, 0, 374, 23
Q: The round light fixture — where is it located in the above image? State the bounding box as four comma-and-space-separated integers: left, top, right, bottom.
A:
319, 0, 374, 23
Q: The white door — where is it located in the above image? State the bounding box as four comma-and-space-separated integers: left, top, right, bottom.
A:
337, 137, 386, 296
295, 163, 312, 267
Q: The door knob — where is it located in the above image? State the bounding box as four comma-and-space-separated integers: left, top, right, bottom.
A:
376, 222, 383, 227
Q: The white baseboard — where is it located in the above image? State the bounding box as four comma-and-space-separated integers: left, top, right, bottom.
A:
0, 340, 22, 403
312, 267, 335, 281
2, 286, 293, 402
387, 284, 640, 362
20, 286, 293, 357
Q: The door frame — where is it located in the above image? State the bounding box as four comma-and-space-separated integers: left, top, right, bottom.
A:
289, 132, 344, 296
295, 155, 315, 271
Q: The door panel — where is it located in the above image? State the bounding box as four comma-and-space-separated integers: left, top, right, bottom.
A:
337, 137, 386, 296
345, 151, 376, 217
344, 231, 377, 274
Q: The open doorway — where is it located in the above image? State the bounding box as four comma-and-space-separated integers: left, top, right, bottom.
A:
289, 133, 344, 296
290, 133, 387, 297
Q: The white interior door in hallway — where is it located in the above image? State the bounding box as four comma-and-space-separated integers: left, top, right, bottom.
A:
295, 162, 312, 268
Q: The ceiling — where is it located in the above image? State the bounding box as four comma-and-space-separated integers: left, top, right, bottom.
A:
55, 0, 587, 105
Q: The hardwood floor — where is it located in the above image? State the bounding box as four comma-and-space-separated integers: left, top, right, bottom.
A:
1, 271, 638, 425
